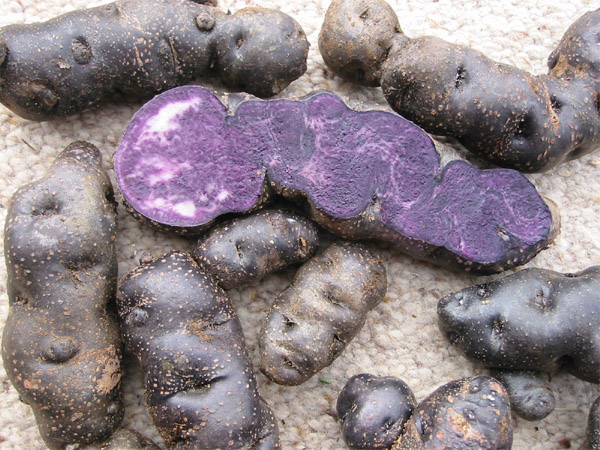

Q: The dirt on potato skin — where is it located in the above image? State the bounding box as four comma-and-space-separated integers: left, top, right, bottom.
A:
0, 0, 309, 120
392, 377, 513, 450
319, 0, 600, 172
259, 242, 387, 386
2, 141, 123, 450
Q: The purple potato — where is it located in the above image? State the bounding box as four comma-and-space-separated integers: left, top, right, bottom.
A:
259, 242, 387, 385
2, 142, 122, 449
319, 0, 600, 172
438, 266, 600, 384
193, 209, 319, 289
0, 0, 308, 120
393, 376, 513, 450
115, 85, 559, 274
489, 369, 556, 421
335, 375, 513, 450
337, 374, 416, 449
117, 251, 279, 449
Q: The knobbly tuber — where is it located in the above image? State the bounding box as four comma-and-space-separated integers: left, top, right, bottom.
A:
116, 251, 279, 449
319, 0, 600, 172
0, 0, 309, 120
1, 142, 123, 449
193, 209, 320, 289
336, 373, 416, 449
438, 266, 600, 419
115, 85, 559, 274
336, 375, 513, 449
489, 369, 556, 421
259, 242, 387, 385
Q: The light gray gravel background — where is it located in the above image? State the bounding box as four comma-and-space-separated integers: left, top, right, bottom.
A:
1, 0, 599, 448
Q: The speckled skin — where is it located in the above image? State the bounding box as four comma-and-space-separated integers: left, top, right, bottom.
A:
489, 369, 556, 421
391, 376, 513, 450
438, 266, 600, 390
117, 251, 280, 449
1, 142, 123, 449
193, 209, 320, 289
336, 374, 416, 449
0, 0, 309, 121
584, 396, 600, 450
259, 242, 387, 386
319, 0, 600, 172
116, 85, 559, 275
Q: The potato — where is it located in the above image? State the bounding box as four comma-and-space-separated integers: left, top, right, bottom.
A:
193, 209, 319, 289
438, 266, 600, 420
584, 396, 600, 450
336, 373, 416, 449
0, 0, 309, 120
2, 142, 122, 449
392, 376, 513, 450
115, 85, 559, 274
336, 375, 513, 450
259, 242, 387, 385
319, 0, 600, 172
489, 369, 556, 421
117, 251, 279, 449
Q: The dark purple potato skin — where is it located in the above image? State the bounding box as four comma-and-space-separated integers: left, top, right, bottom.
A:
259, 242, 387, 386
337, 374, 416, 449
193, 209, 320, 289
0, 0, 308, 120
392, 376, 513, 450
489, 369, 556, 421
116, 251, 279, 449
584, 396, 600, 450
1, 142, 123, 449
115, 85, 559, 274
438, 266, 600, 384
319, 0, 600, 172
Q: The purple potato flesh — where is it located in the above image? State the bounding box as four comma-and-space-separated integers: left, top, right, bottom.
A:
115, 85, 558, 274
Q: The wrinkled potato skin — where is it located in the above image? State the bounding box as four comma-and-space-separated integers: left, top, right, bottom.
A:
117, 251, 279, 449
2, 142, 122, 449
0, 0, 309, 120
438, 266, 600, 384
489, 369, 556, 421
259, 242, 387, 385
319, 0, 600, 172
193, 209, 319, 289
392, 376, 513, 450
337, 373, 416, 449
